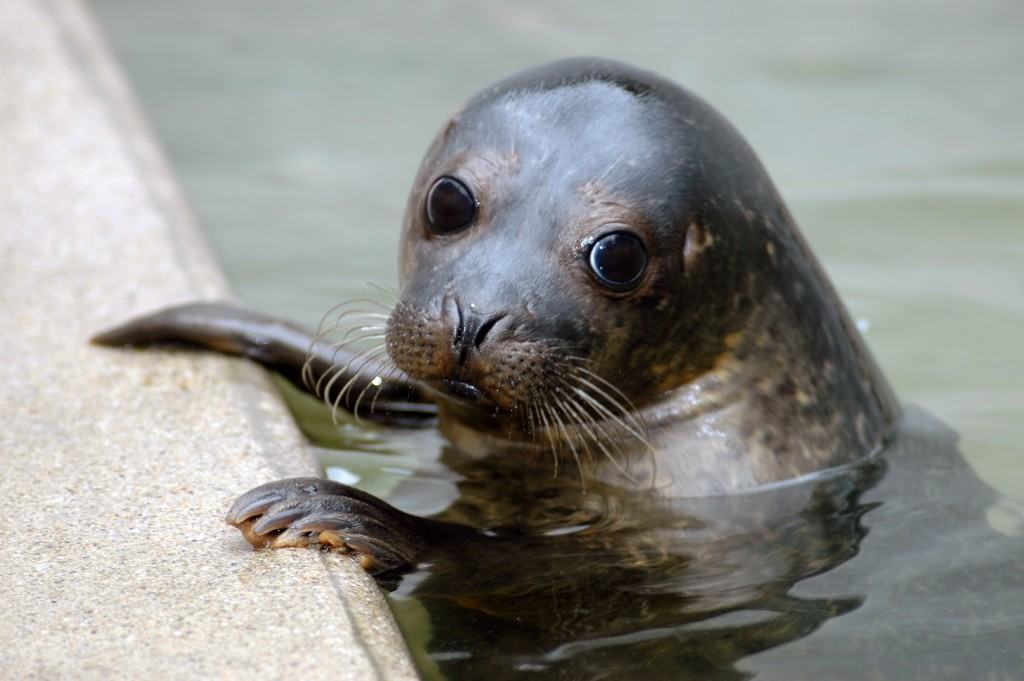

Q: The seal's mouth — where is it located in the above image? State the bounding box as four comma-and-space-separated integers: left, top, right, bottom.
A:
424, 378, 499, 412
419, 376, 491, 403
440, 379, 485, 403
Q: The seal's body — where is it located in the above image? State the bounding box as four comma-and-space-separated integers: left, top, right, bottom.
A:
95, 57, 899, 566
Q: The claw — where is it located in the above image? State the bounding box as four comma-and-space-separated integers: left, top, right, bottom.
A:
251, 501, 313, 535
288, 515, 354, 534
225, 492, 287, 525
224, 477, 326, 525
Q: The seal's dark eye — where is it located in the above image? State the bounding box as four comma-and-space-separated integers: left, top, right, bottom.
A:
426, 176, 477, 234
588, 231, 648, 290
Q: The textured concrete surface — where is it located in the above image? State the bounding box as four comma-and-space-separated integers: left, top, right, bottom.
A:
0, 0, 417, 678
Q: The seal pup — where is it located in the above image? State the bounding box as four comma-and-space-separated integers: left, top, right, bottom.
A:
95, 57, 900, 573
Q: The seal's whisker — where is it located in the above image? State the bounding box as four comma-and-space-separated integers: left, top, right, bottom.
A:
568, 361, 645, 421
337, 344, 389, 398
316, 361, 349, 401
314, 331, 387, 396
327, 312, 390, 325
352, 346, 399, 409
368, 363, 404, 415
328, 346, 388, 424
327, 324, 387, 349
567, 379, 653, 452
552, 401, 585, 485
321, 309, 390, 332
338, 346, 390, 423
312, 319, 383, 372
313, 300, 391, 344
313, 299, 371, 336
532, 399, 561, 480
349, 345, 396, 417
522, 393, 536, 438
550, 387, 599, 470
542, 399, 586, 490
341, 297, 395, 313
311, 300, 391, 349
537, 399, 562, 450
556, 379, 642, 485
363, 281, 401, 301
564, 363, 650, 445
320, 341, 385, 414
534, 354, 647, 451
534, 400, 561, 479
304, 303, 360, 390
323, 363, 356, 420
552, 382, 630, 477
303, 299, 391, 390
324, 330, 386, 366
324, 330, 386, 359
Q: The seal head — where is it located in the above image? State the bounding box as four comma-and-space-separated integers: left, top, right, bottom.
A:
384, 57, 899, 493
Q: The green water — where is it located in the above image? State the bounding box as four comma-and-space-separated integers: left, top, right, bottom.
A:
92, 1, 1023, 678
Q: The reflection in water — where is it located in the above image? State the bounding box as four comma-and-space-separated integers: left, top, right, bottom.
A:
397, 461, 875, 680
373, 407, 1023, 680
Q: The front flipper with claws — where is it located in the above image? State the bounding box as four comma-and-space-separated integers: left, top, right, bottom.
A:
225, 477, 432, 575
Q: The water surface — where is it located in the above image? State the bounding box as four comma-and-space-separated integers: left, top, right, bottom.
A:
92, 1, 1024, 678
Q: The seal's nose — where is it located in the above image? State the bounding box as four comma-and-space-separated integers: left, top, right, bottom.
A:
450, 298, 507, 366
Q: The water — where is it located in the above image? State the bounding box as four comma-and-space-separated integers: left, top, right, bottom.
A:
92, 1, 1024, 678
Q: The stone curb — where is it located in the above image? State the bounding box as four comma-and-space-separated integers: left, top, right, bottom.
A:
0, 1, 417, 678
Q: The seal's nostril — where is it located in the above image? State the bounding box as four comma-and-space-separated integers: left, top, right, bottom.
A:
473, 314, 505, 349
451, 297, 465, 349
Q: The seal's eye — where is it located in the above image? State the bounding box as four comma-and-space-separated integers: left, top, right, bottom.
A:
588, 231, 648, 291
426, 176, 477, 234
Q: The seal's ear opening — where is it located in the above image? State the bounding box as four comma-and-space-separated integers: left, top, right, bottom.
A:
682, 221, 712, 274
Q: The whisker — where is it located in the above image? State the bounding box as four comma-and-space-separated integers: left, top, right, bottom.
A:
303, 298, 392, 389
566, 378, 652, 452
350, 348, 394, 419
555, 379, 641, 485
541, 400, 586, 490
325, 328, 386, 360
527, 400, 559, 479
328, 349, 382, 424
314, 331, 386, 396
364, 281, 401, 300
533, 399, 561, 479
368, 363, 404, 415
564, 362, 650, 448
320, 341, 384, 412
550, 395, 595, 471
337, 347, 390, 423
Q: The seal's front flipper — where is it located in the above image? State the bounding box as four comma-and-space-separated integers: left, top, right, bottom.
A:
225, 477, 442, 575
92, 302, 435, 424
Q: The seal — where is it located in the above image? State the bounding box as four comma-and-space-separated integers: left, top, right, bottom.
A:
94, 57, 900, 574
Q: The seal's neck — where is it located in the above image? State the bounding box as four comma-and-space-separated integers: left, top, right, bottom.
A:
625, 219, 901, 494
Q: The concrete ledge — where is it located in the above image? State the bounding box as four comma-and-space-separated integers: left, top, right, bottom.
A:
0, 0, 416, 678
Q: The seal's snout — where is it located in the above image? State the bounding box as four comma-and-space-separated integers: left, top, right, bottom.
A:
386, 293, 556, 415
